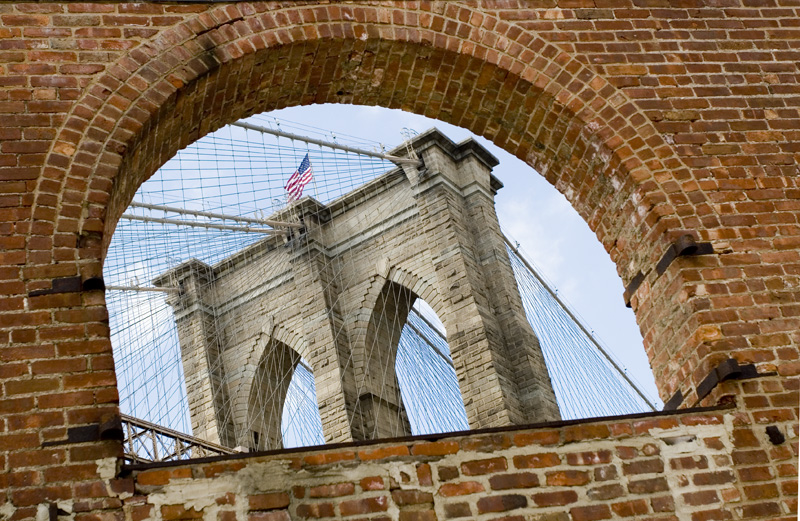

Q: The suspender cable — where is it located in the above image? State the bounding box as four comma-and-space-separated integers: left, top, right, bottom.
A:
503, 235, 659, 412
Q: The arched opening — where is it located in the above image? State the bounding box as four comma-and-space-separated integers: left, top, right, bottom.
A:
245, 340, 314, 452
354, 281, 470, 440
106, 109, 659, 460
48, 5, 688, 460
395, 300, 470, 436
353, 280, 416, 440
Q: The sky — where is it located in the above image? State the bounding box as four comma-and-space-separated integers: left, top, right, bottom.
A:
262, 104, 661, 406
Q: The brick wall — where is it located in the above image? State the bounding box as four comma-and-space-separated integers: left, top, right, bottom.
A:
122, 403, 792, 521
0, 2, 797, 520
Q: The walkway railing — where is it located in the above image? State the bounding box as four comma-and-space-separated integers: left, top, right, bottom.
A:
121, 414, 237, 463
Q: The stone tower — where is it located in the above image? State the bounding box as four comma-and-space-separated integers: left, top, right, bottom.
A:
155, 128, 560, 450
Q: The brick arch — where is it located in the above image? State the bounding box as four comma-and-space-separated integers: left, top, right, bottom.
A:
36, 2, 698, 402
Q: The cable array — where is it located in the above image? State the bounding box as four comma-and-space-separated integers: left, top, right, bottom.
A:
106, 116, 658, 459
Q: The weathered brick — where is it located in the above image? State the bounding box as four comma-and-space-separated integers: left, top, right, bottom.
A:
628, 477, 669, 494
546, 470, 590, 486
570, 504, 612, 521
248, 493, 290, 511
295, 502, 335, 518
161, 505, 203, 520
587, 483, 624, 501
512, 452, 560, 469
566, 450, 612, 466
489, 472, 539, 490
443, 502, 471, 519
391, 489, 433, 506
476, 494, 527, 514
339, 496, 388, 516
461, 457, 506, 476
623, 458, 664, 475
532, 490, 579, 507
411, 441, 459, 456
307, 484, 354, 499
438, 481, 484, 496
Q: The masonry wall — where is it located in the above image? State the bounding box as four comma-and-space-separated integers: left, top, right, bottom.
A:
123, 396, 794, 521
0, 2, 797, 521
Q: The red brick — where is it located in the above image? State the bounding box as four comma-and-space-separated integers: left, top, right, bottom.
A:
532, 490, 578, 507
489, 472, 539, 490
512, 452, 560, 469
460, 434, 511, 452
693, 470, 735, 486
339, 496, 388, 516
249, 512, 290, 521
417, 463, 432, 486
391, 489, 433, 506
411, 441, 459, 456
627, 477, 669, 494
563, 424, 611, 442
512, 430, 560, 446
307, 483, 354, 498
358, 445, 409, 461
738, 466, 775, 482
566, 450, 612, 466
248, 493, 290, 511
438, 466, 459, 482
438, 481, 484, 497
443, 503, 471, 518
137, 468, 192, 486
651, 495, 675, 513
611, 499, 649, 517
303, 451, 355, 466
622, 458, 664, 475
546, 470, 590, 486
683, 490, 720, 506
295, 503, 334, 519
476, 494, 527, 514
588, 484, 624, 501
360, 477, 384, 491
570, 504, 612, 521
461, 457, 506, 476
398, 511, 436, 521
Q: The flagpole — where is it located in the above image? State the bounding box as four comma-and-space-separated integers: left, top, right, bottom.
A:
311, 161, 319, 200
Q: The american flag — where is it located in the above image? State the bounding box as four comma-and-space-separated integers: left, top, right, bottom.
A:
285, 154, 313, 202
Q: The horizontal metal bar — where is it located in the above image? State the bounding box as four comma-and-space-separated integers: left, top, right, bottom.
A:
106, 285, 180, 294
121, 213, 286, 235
129, 201, 302, 229
232, 121, 421, 166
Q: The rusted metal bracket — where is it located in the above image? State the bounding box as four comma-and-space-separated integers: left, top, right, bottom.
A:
623, 271, 645, 308
695, 358, 761, 403
655, 234, 714, 276
28, 275, 106, 297
42, 417, 123, 447
624, 234, 714, 307
663, 358, 771, 410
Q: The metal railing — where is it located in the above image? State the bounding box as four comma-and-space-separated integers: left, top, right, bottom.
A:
121, 414, 237, 463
